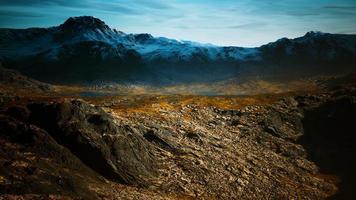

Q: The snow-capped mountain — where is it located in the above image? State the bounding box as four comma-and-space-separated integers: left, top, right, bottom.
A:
0, 16, 355, 84
0, 16, 260, 62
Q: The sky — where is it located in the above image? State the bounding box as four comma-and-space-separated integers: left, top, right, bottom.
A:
0, 0, 356, 47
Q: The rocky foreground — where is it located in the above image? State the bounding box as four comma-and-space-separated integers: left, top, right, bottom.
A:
0, 83, 355, 199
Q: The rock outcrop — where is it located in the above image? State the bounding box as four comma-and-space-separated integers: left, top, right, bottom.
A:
26, 99, 161, 186
0, 111, 100, 199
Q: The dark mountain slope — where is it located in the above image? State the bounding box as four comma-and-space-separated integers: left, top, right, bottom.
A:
260, 32, 356, 76
0, 64, 52, 91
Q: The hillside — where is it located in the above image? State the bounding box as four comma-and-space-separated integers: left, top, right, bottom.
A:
0, 64, 52, 93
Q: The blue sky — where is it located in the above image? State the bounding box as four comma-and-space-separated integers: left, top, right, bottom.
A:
0, 0, 356, 47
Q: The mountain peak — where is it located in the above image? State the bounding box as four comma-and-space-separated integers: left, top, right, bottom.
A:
134, 33, 154, 42
304, 31, 326, 37
60, 16, 110, 31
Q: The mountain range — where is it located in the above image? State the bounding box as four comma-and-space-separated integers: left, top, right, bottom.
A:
0, 16, 355, 84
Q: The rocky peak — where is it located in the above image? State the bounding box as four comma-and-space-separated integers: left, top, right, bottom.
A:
134, 33, 154, 42
304, 31, 328, 38
59, 16, 111, 32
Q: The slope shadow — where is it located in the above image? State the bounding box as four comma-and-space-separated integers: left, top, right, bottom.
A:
299, 96, 356, 199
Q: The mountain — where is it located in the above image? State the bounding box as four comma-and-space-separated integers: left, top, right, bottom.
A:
0, 16, 356, 84
260, 31, 356, 76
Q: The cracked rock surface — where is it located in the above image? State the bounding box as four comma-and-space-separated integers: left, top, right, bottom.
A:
0, 86, 355, 199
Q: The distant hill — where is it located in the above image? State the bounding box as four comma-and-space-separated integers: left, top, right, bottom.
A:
0, 63, 52, 91
0, 16, 355, 84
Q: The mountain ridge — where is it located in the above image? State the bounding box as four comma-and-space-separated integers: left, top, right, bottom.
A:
0, 16, 355, 84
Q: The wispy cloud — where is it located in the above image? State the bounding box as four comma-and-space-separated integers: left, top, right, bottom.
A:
227, 22, 267, 29
286, 10, 320, 16
134, 0, 173, 10
91, 3, 139, 15
0, 9, 43, 18
0, 0, 87, 7
323, 5, 356, 10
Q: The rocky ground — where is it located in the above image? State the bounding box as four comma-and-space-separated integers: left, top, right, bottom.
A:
0, 75, 355, 199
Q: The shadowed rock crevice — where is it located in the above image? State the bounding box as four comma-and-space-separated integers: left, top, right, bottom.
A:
143, 130, 180, 154
300, 96, 356, 199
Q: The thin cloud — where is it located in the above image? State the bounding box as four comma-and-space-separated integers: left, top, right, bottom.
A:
323, 5, 356, 10
322, 5, 356, 15
286, 10, 320, 16
0, 0, 86, 7
0, 10, 44, 18
227, 22, 266, 29
93, 3, 139, 15
134, 0, 174, 10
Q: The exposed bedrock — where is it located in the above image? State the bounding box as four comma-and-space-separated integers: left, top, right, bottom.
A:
26, 100, 160, 187
0, 87, 355, 199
